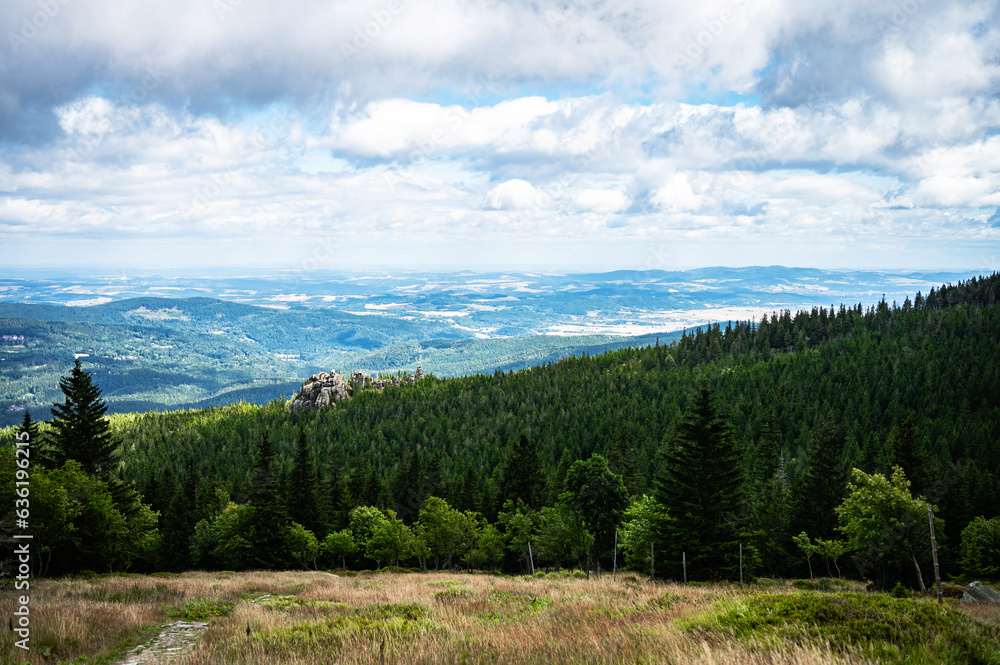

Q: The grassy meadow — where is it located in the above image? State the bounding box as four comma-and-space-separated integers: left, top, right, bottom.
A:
2, 571, 999, 665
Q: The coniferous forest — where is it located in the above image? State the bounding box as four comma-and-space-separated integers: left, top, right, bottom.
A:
3, 273, 1000, 590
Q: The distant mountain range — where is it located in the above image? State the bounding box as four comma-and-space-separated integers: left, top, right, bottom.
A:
0, 266, 987, 426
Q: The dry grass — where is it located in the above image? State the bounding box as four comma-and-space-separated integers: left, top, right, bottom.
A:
3, 572, 996, 665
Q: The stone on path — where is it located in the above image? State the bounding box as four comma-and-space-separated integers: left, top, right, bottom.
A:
121, 620, 210, 664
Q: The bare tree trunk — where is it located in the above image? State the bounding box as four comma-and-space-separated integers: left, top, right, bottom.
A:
910, 552, 926, 593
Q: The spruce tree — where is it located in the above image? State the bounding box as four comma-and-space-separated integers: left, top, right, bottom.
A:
500, 432, 545, 509
286, 426, 320, 533
159, 462, 197, 571
608, 428, 640, 497
47, 359, 117, 478
548, 449, 573, 504
319, 445, 350, 534
892, 418, 933, 496
391, 447, 423, 523
654, 386, 746, 581
16, 410, 39, 443
792, 422, 848, 541
752, 411, 781, 492
247, 431, 290, 569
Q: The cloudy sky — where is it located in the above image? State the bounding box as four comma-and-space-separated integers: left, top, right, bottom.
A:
1, 0, 999, 272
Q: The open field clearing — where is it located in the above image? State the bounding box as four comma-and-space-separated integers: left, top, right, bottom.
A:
3, 572, 999, 665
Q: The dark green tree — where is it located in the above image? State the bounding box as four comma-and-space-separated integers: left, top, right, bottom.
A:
608, 428, 641, 497
286, 426, 321, 534
792, 422, 848, 542
654, 386, 747, 581
500, 433, 545, 509
246, 431, 290, 569
46, 360, 117, 478
320, 459, 351, 535
159, 461, 197, 571
547, 449, 573, 504
891, 418, 933, 497
16, 409, 39, 444
390, 447, 424, 523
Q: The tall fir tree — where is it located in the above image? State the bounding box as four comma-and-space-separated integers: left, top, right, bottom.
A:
654, 386, 747, 581
500, 432, 545, 509
548, 449, 573, 504
286, 426, 321, 534
16, 409, 39, 443
752, 411, 782, 492
608, 427, 641, 497
319, 444, 350, 534
247, 431, 290, 569
46, 359, 117, 478
390, 447, 424, 523
792, 422, 848, 542
891, 418, 933, 497
159, 461, 197, 571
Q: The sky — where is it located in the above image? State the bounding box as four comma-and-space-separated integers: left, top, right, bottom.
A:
1, 0, 999, 273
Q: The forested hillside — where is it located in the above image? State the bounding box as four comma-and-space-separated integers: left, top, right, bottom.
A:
3, 274, 999, 585
104, 275, 998, 506
0, 298, 676, 426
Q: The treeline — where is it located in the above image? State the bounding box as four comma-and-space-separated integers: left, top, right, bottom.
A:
2, 274, 1000, 586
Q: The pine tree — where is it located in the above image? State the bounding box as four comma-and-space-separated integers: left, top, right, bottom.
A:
752, 411, 781, 492
159, 462, 197, 571
548, 449, 573, 504
892, 419, 933, 496
792, 422, 848, 542
46, 360, 117, 478
390, 447, 424, 523
16, 410, 39, 443
247, 431, 290, 569
654, 386, 746, 581
319, 445, 350, 535
500, 432, 545, 509
287, 426, 320, 533
608, 428, 640, 497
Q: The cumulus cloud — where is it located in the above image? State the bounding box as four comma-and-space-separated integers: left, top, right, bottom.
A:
484, 179, 546, 211
1, 0, 999, 268
574, 189, 629, 213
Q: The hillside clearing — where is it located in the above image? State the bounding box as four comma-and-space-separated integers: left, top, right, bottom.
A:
3, 572, 998, 665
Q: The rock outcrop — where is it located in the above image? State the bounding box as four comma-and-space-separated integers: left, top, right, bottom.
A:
288, 367, 425, 412
963, 581, 1000, 605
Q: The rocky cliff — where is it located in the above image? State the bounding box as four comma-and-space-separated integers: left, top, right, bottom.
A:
288, 366, 425, 412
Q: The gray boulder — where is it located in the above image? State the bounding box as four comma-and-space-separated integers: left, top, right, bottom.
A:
962, 581, 1000, 605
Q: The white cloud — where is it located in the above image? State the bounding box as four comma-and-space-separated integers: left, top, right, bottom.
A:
484, 179, 546, 211
2, 0, 1000, 268
574, 189, 629, 213
652, 173, 704, 212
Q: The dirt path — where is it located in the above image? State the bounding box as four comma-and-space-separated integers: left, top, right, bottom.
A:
120, 620, 209, 664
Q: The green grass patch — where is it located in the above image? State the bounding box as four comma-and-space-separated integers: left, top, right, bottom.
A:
685, 591, 1000, 665
432, 587, 475, 602
243, 602, 435, 657
480, 589, 554, 623
164, 597, 236, 621
426, 580, 464, 587
590, 591, 681, 619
